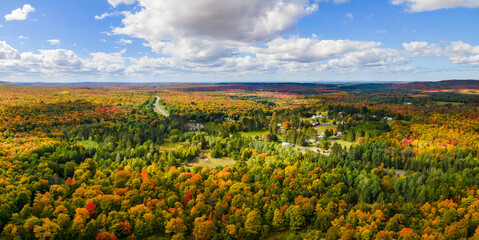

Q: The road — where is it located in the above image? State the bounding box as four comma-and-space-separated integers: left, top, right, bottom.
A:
154, 96, 169, 117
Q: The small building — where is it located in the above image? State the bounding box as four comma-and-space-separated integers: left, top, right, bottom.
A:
188, 123, 204, 131
336, 131, 342, 136
312, 122, 321, 127
311, 114, 325, 119
282, 142, 294, 147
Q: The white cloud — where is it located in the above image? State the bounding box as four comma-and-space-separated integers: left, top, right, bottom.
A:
84, 50, 127, 72
108, 0, 136, 8
403, 41, 479, 65
47, 39, 61, 45
345, 13, 354, 20
1, 38, 479, 81
375, 30, 387, 34
0, 41, 21, 59
117, 39, 132, 45
403, 41, 442, 57
391, 0, 479, 12
446, 41, 479, 65
20, 50, 82, 69
316, 0, 350, 4
254, 37, 381, 63
113, 0, 318, 60
18, 36, 29, 40
95, 11, 125, 20
320, 48, 408, 70
5, 4, 35, 21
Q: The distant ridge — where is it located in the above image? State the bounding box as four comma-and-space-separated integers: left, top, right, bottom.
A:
2, 79, 477, 89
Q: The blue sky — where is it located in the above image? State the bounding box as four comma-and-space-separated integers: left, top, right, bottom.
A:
0, 0, 478, 82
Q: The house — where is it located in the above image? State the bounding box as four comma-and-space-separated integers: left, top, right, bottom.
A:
306, 139, 317, 144
282, 142, 294, 147
311, 114, 325, 119
312, 122, 321, 127
336, 131, 342, 136
188, 123, 204, 131
383, 117, 393, 121
405, 102, 412, 105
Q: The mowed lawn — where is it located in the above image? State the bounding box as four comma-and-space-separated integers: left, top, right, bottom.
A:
314, 125, 337, 134
333, 139, 354, 148
240, 130, 269, 138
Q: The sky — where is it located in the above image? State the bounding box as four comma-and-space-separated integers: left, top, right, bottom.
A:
0, 0, 478, 83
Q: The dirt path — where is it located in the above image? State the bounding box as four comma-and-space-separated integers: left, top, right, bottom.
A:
154, 96, 169, 117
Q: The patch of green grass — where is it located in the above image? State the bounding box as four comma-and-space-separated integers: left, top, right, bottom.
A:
240, 130, 269, 138
434, 101, 464, 106
314, 125, 336, 134
333, 139, 354, 148
159, 138, 180, 150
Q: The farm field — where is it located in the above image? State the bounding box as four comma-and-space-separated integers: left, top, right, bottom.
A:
0, 80, 479, 239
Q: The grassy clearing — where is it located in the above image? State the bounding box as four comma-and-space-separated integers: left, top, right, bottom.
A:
434, 101, 464, 106
240, 130, 269, 138
314, 125, 337, 134
190, 150, 236, 168
458, 89, 479, 95
333, 139, 354, 148
159, 138, 180, 150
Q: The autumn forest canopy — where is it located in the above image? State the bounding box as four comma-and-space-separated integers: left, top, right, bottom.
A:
1, 80, 479, 240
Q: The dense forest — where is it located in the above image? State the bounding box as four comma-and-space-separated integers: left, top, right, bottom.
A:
0, 81, 479, 239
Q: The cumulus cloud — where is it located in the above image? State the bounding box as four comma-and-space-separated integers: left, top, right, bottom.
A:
403, 41, 479, 65
391, 0, 479, 12
113, 0, 318, 60
0, 41, 21, 59
345, 13, 354, 20
47, 39, 61, 46
320, 48, 408, 70
84, 50, 127, 73
5, 4, 35, 21
254, 37, 381, 63
1, 37, 479, 81
446, 41, 479, 65
403, 41, 442, 57
108, 0, 136, 8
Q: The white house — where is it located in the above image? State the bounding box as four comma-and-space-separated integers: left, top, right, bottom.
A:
282, 142, 294, 147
